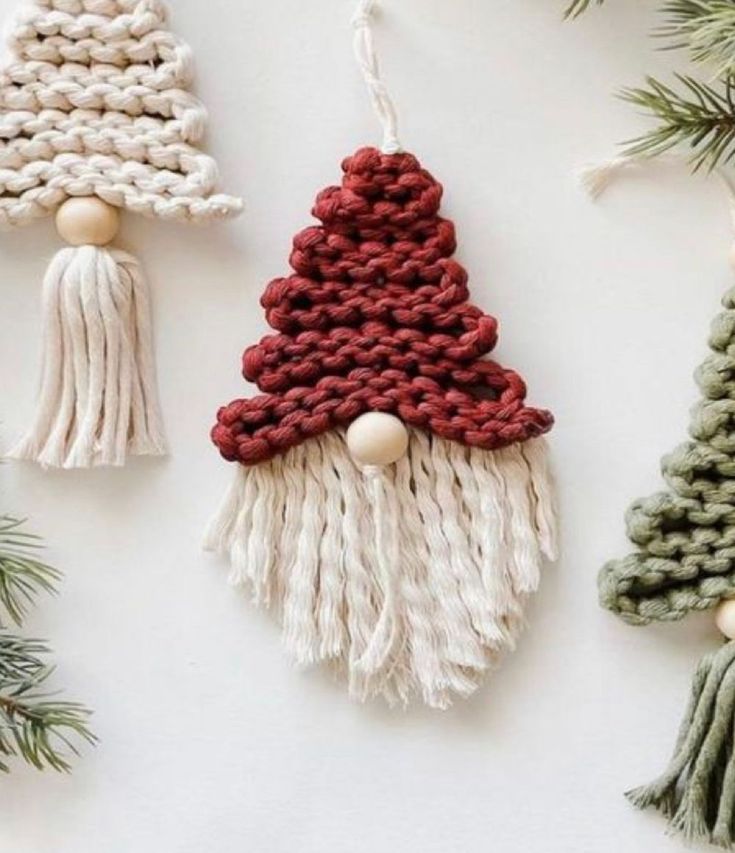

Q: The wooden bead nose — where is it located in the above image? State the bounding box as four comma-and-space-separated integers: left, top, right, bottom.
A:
716, 600, 735, 640
55, 197, 120, 247
346, 412, 409, 467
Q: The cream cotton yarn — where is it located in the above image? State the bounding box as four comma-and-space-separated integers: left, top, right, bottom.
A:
0, 0, 240, 226
2, 0, 241, 468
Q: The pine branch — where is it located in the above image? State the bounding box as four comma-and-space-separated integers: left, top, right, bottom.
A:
0, 634, 46, 683
565, 0, 735, 170
565, 0, 605, 18
622, 74, 735, 169
658, 1, 735, 76
0, 516, 59, 627
0, 518, 94, 772
0, 636, 95, 772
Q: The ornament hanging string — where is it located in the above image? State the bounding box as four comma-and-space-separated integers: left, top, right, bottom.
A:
352, 0, 403, 154
578, 152, 735, 207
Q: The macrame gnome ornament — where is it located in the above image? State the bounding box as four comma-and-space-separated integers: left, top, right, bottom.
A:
206, 0, 557, 709
1, 0, 241, 468
587, 161, 735, 846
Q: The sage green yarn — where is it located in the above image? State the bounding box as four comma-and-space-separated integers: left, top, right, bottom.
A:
626, 641, 735, 847
600, 287, 735, 625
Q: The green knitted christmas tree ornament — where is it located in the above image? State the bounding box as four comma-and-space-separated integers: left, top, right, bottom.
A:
600, 284, 735, 847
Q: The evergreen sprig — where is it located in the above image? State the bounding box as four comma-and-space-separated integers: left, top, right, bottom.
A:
622, 74, 735, 169
0, 517, 59, 627
0, 517, 94, 772
565, 0, 604, 18
658, 2, 735, 75
567, 0, 735, 170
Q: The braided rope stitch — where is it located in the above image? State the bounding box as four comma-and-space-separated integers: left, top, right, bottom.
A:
600, 287, 735, 624
213, 147, 553, 466
0, 0, 241, 227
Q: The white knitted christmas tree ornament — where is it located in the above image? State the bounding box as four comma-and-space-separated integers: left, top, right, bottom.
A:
2, 0, 241, 468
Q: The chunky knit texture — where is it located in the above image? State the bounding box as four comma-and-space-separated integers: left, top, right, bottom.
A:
0, 0, 241, 228
213, 147, 553, 466
600, 287, 735, 625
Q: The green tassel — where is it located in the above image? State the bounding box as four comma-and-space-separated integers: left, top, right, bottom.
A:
627, 642, 735, 847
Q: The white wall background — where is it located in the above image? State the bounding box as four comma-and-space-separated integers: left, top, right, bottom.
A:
0, 0, 729, 851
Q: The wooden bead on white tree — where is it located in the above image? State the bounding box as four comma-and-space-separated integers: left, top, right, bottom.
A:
55, 197, 120, 247
346, 412, 409, 467
715, 599, 735, 640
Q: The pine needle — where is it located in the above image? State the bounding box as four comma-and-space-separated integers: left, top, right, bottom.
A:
0, 634, 96, 772
658, 1, 735, 77
621, 74, 735, 170
0, 516, 60, 627
566, 0, 735, 170
0, 517, 94, 772
565, 0, 605, 18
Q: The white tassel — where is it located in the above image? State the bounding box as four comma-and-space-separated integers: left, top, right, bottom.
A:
205, 430, 558, 707
577, 156, 638, 199
430, 436, 508, 650
326, 433, 379, 680
281, 444, 324, 666
410, 431, 488, 672
390, 452, 449, 707
351, 464, 402, 693
577, 152, 693, 200
8, 246, 166, 468
495, 445, 542, 595
467, 445, 519, 628
315, 439, 349, 661
522, 437, 560, 561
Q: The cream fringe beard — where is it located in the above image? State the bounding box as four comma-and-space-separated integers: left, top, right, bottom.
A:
8, 246, 166, 468
205, 430, 557, 709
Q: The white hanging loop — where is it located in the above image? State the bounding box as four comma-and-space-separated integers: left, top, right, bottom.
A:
352, 0, 403, 155
577, 152, 685, 199
579, 152, 735, 254
577, 154, 643, 199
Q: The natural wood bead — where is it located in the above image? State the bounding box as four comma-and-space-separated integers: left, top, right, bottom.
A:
346, 412, 409, 467
55, 197, 120, 247
715, 599, 735, 640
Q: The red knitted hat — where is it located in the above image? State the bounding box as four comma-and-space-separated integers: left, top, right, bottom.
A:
213, 147, 553, 465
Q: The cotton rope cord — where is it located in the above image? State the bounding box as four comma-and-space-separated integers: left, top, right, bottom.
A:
352, 0, 402, 155
205, 429, 558, 708
354, 464, 401, 679
578, 152, 734, 201
0, 0, 242, 228
8, 245, 167, 467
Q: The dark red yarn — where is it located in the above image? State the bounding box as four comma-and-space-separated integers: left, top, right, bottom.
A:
213, 147, 553, 466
